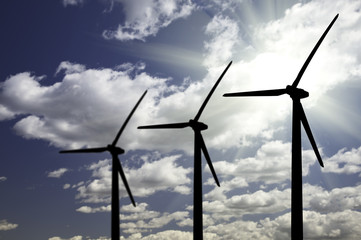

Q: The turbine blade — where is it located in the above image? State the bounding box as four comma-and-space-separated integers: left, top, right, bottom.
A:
115, 155, 136, 207
292, 14, 339, 88
299, 103, 324, 167
138, 122, 190, 129
59, 147, 108, 154
112, 90, 148, 147
194, 61, 232, 121
199, 133, 220, 187
223, 89, 287, 97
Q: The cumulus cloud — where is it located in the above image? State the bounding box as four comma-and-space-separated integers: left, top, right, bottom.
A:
323, 146, 361, 175
74, 154, 191, 203
204, 209, 361, 240
120, 210, 189, 232
48, 168, 69, 178
103, 0, 194, 41
0, 219, 18, 231
76, 205, 111, 213
210, 140, 321, 194
0, 61, 169, 150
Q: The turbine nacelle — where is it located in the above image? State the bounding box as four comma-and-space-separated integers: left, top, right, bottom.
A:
189, 119, 208, 131
285, 85, 309, 99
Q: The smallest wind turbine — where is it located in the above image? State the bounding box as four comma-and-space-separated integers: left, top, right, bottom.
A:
59, 90, 147, 240
224, 14, 338, 239
138, 61, 232, 240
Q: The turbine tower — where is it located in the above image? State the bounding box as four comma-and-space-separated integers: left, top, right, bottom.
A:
59, 90, 147, 240
138, 61, 232, 240
223, 15, 338, 239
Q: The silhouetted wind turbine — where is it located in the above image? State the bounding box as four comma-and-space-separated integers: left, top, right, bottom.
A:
138, 61, 232, 240
59, 90, 147, 240
224, 14, 338, 239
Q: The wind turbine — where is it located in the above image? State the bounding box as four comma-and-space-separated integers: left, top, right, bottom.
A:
59, 90, 147, 240
138, 61, 232, 240
223, 14, 338, 239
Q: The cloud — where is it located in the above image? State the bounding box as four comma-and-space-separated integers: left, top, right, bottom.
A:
103, 0, 194, 41
304, 183, 361, 213
48, 236, 83, 240
203, 209, 361, 240
0, 176, 7, 182
203, 15, 240, 68
0, 219, 18, 231
322, 146, 361, 175
74, 153, 191, 203
62, 0, 84, 7
119, 203, 190, 234
0, 61, 169, 150
76, 205, 111, 213
210, 140, 321, 194
48, 168, 69, 178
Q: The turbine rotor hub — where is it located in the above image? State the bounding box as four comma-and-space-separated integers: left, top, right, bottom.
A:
286, 85, 309, 99
107, 144, 125, 155
189, 119, 208, 131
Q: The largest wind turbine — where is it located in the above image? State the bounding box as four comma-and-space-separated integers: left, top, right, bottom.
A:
224, 15, 338, 239
59, 90, 147, 240
138, 61, 232, 240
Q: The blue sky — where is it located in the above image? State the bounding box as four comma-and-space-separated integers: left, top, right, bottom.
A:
1, 0, 361, 239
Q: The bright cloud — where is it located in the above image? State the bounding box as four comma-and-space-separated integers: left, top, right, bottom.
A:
0, 61, 169, 150
62, 0, 84, 7
103, 0, 194, 41
203, 15, 240, 68
47, 168, 69, 178
74, 154, 191, 203
0, 219, 18, 231
76, 205, 111, 213
323, 146, 361, 175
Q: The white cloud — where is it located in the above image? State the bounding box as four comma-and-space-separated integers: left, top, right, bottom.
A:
48, 168, 69, 178
303, 183, 361, 213
204, 209, 361, 240
0, 176, 7, 182
0, 219, 18, 231
48, 236, 83, 240
203, 187, 291, 222
323, 146, 361, 175
62, 0, 84, 7
120, 210, 189, 234
211, 140, 321, 191
203, 15, 240, 68
55, 61, 86, 75
0, 61, 169, 150
103, 0, 195, 41
76, 205, 111, 213
74, 154, 191, 203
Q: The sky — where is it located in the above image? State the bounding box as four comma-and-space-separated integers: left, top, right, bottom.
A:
1, 0, 361, 239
